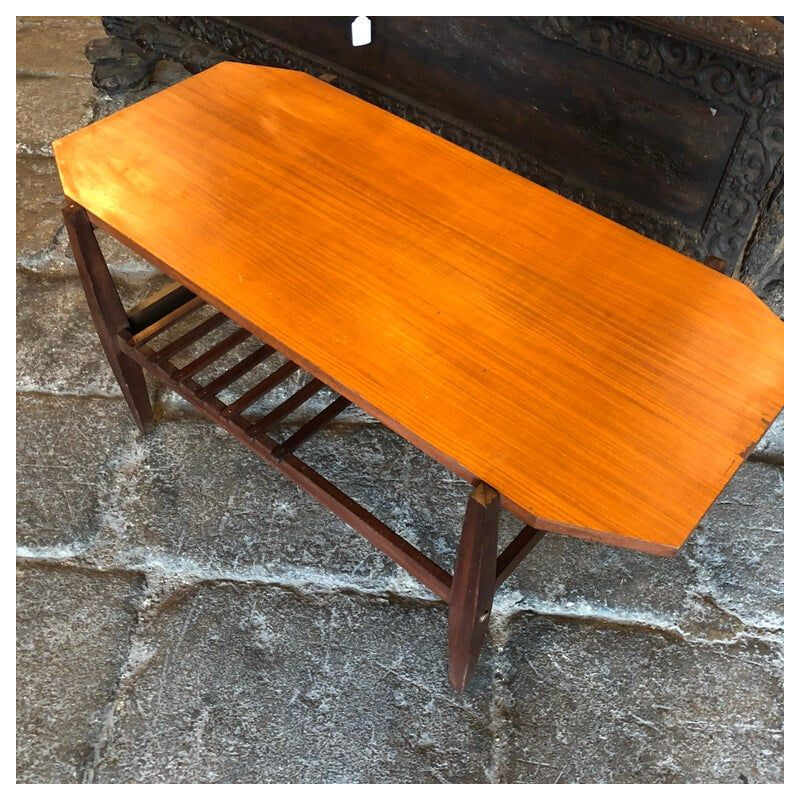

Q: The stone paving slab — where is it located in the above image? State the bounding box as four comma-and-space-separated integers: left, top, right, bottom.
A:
499, 615, 783, 783
16, 154, 159, 276
88, 416, 400, 590
17, 16, 106, 78
17, 15, 103, 29
688, 462, 783, 631
16, 156, 63, 266
17, 394, 137, 553
93, 581, 496, 783
17, 564, 143, 783
752, 410, 784, 464
504, 461, 784, 637
16, 75, 95, 155
16, 270, 169, 396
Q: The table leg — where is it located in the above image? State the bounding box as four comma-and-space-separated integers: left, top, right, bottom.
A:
62, 202, 154, 434
448, 482, 500, 691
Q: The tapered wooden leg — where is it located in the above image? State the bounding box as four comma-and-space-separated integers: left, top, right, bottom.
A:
62, 202, 154, 434
448, 482, 500, 691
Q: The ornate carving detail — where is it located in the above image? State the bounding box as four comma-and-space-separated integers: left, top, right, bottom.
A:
102, 16, 227, 74
98, 16, 783, 276
740, 179, 784, 315
86, 34, 158, 93
630, 16, 783, 70
156, 16, 696, 254
520, 17, 783, 268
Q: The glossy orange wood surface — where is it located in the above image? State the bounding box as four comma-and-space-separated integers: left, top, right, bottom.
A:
53, 63, 784, 555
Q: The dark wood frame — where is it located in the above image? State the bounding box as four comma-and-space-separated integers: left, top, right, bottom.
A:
64, 200, 551, 691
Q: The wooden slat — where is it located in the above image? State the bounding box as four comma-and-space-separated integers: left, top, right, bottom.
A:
172, 328, 251, 381
199, 343, 275, 398
495, 526, 546, 588
127, 282, 196, 335
152, 311, 227, 363
116, 332, 453, 602
130, 295, 204, 345
221, 359, 299, 418
274, 395, 351, 459
248, 378, 324, 437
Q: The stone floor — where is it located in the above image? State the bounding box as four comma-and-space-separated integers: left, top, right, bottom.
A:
16, 17, 784, 784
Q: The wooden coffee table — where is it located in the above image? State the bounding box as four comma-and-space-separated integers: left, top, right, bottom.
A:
53, 63, 783, 691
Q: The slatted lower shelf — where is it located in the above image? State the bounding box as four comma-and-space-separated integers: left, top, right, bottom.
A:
118, 281, 540, 601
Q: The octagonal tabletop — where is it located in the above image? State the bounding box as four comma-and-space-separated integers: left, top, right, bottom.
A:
53, 63, 783, 555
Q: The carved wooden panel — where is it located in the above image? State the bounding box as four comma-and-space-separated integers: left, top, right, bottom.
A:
237, 16, 745, 233
93, 16, 783, 295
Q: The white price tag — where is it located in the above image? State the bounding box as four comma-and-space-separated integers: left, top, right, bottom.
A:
351, 16, 371, 47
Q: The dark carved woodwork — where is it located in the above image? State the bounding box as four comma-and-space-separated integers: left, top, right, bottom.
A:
85, 35, 159, 92
90, 16, 783, 303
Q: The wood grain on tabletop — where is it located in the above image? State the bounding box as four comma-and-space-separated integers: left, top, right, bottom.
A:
53, 63, 784, 554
